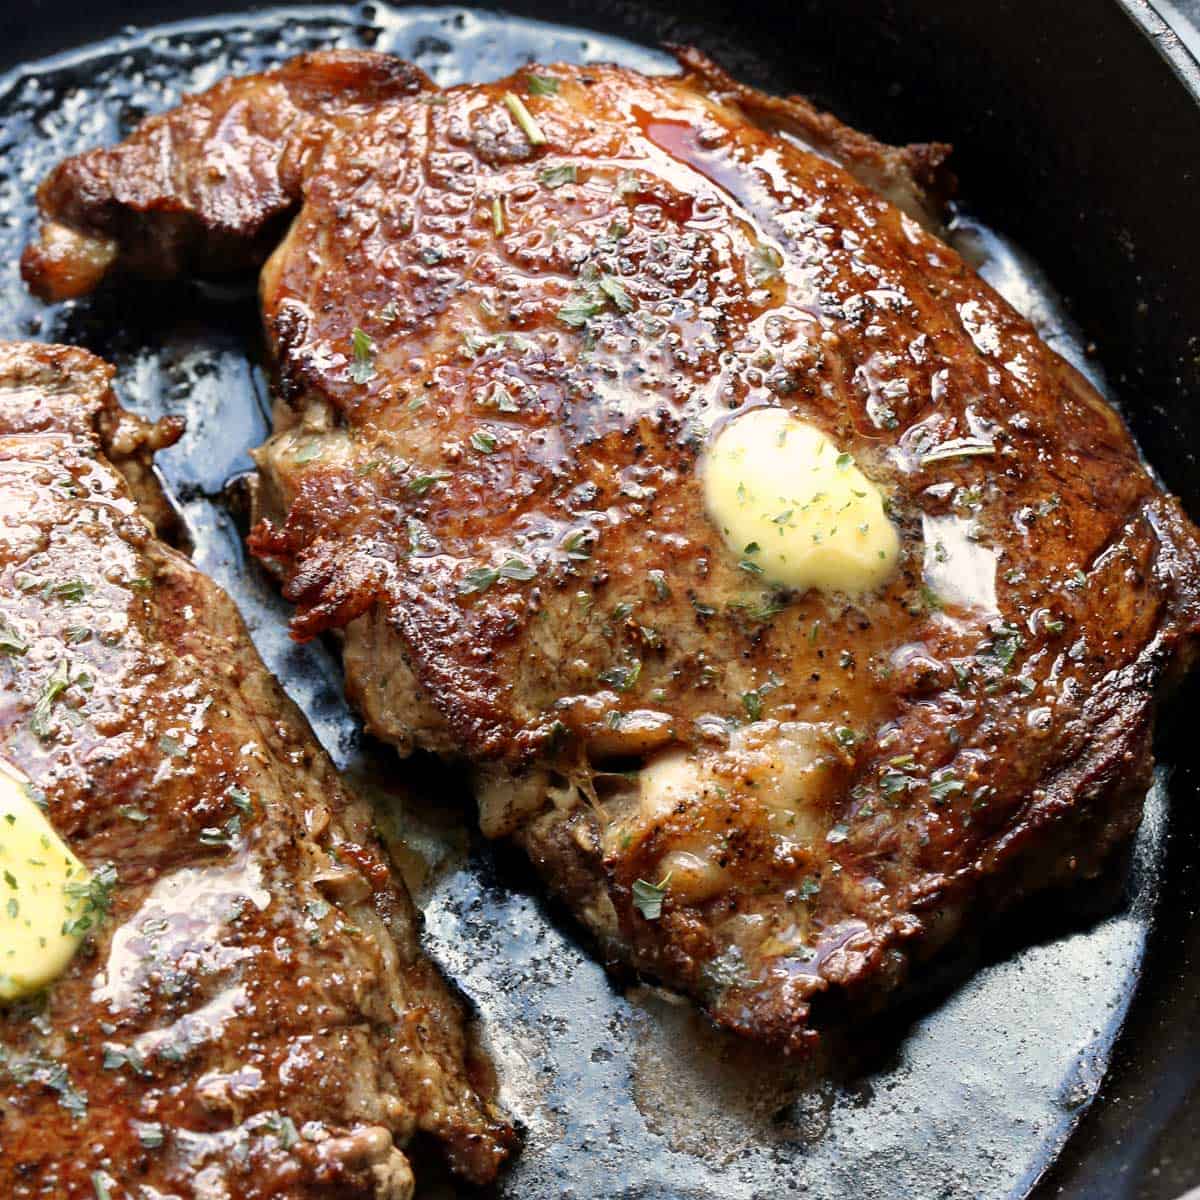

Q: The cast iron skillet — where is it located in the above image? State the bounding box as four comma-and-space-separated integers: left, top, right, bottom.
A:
1, 2, 1198, 1197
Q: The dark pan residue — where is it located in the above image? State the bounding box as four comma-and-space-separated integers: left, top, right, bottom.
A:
0, 6, 1169, 1197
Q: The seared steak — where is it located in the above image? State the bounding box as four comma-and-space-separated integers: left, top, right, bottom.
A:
22, 50, 1200, 1049
0, 342, 512, 1196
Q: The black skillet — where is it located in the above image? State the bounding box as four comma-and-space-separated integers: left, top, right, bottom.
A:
0, 2, 1198, 1197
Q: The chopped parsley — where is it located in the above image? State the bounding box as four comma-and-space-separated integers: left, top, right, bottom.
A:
597, 274, 633, 312
557, 272, 635, 328
458, 556, 536, 595
631, 874, 671, 920
525, 73, 560, 96
30, 660, 72, 740
929, 772, 964, 803
349, 327, 376, 384
749, 242, 784, 284
0, 617, 28, 656
499, 556, 536, 582
561, 529, 593, 560
133, 1120, 165, 1149
503, 91, 546, 146
407, 472, 448, 496
63, 862, 118, 937
557, 291, 608, 328
538, 163, 577, 189
984, 622, 1022, 670
598, 659, 642, 692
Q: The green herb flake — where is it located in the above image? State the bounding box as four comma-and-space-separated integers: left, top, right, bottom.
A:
929, 773, 965, 803
598, 659, 642, 693
562, 529, 593, 560
879, 770, 912, 798
631, 874, 671, 920
491, 195, 505, 237
227, 786, 253, 814
499, 557, 536, 582
557, 291, 607, 328
503, 91, 547, 146
30, 660, 72, 740
349, 327, 376, 384
0, 618, 28, 656
526, 73, 560, 96
598, 274, 634, 312
46, 580, 89, 603
134, 1120, 165, 1149
749, 242, 784, 284
985, 622, 1022, 670
538, 163, 577, 189
407, 472, 448, 496
741, 690, 764, 721
648, 570, 670, 600
470, 429, 498, 455
459, 566, 501, 595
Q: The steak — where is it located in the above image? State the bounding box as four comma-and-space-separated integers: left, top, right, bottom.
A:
0, 342, 512, 1196
22, 49, 1200, 1049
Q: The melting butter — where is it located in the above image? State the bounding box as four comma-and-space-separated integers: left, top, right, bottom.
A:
703, 408, 898, 593
0, 765, 90, 1001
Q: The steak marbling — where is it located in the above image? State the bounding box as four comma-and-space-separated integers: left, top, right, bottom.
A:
21, 49, 1200, 1048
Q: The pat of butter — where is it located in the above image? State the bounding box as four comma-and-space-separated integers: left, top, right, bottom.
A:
703, 407, 898, 593
0, 765, 91, 1001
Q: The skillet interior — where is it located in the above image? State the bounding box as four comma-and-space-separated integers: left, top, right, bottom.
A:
0, 2, 1198, 1196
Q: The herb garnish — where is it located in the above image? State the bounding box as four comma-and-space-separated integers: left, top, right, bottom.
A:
349, 327, 376, 384
63, 863, 118, 937
749, 242, 784, 284
525, 73, 560, 96
598, 659, 642, 693
31, 661, 72, 739
503, 91, 546, 146
458, 557, 536, 595
631, 873, 672, 920
538, 163, 577, 189
557, 272, 634, 328
408, 472, 448, 496
0, 617, 28, 656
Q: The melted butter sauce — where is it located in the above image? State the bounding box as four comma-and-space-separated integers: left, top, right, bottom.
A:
0, 7, 1164, 1200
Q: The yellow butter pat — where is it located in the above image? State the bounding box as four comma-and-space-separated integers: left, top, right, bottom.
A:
0, 768, 91, 1001
703, 407, 899, 594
